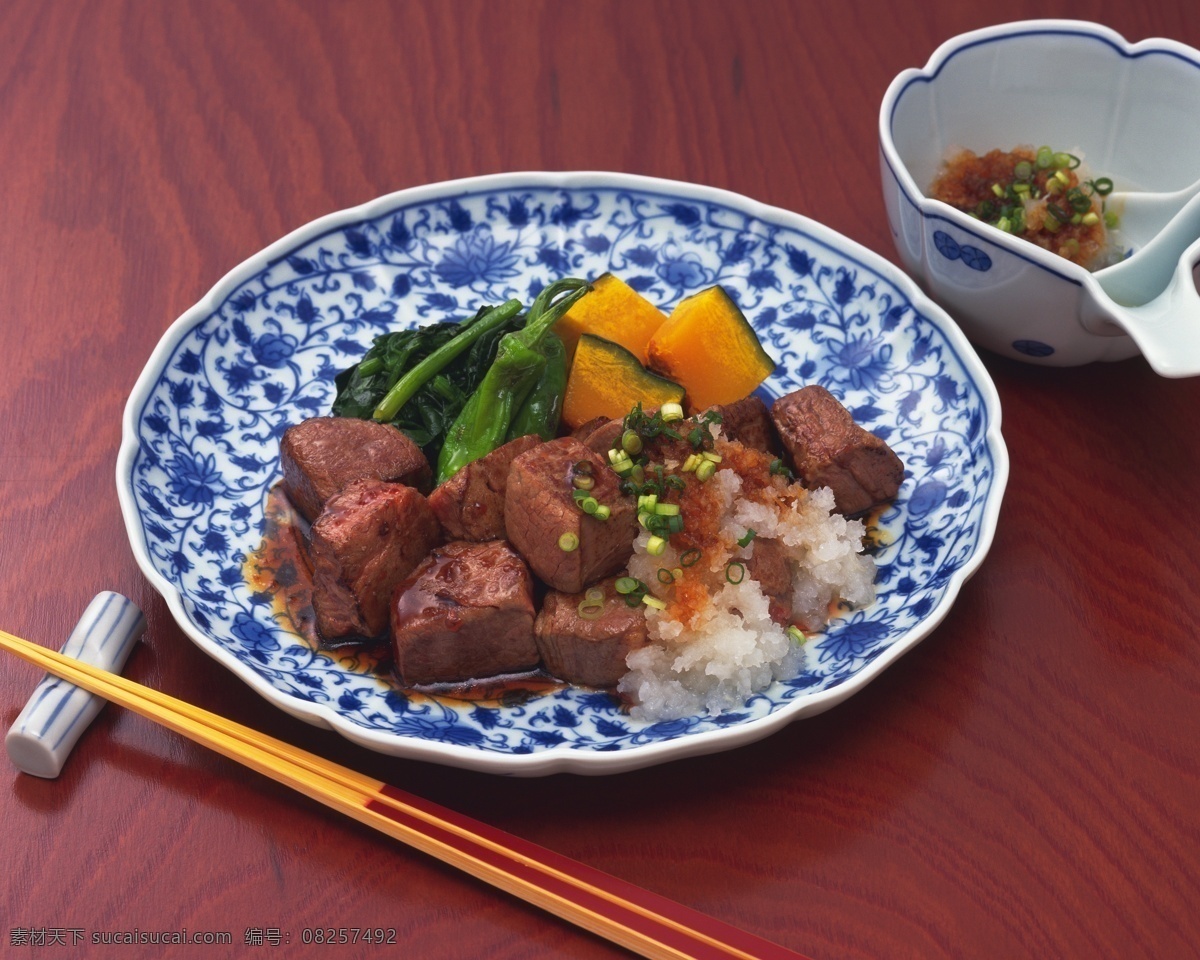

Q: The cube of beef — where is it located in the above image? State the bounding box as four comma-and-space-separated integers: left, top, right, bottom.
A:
535, 577, 649, 688
309, 479, 440, 643
745, 536, 793, 625
571, 416, 625, 456
281, 416, 432, 522
391, 539, 538, 685
426, 434, 542, 541
570, 416, 608, 440
770, 385, 903, 516
707, 395, 781, 456
504, 438, 638, 593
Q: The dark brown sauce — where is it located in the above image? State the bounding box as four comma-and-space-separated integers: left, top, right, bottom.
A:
861, 503, 893, 553
243, 484, 568, 707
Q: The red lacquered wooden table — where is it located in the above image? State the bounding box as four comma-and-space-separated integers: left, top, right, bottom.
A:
2, 2, 1198, 958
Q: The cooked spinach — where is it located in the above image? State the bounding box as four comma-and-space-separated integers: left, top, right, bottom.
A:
331, 305, 525, 461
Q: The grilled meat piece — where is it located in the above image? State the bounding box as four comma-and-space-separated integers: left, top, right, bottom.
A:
390, 539, 539, 686
534, 577, 649, 688
281, 416, 432, 522
504, 437, 638, 593
309, 479, 440, 643
744, 536, 793, 625
570, 416, 626, 457
706, 395, 781, 456
770, 385, 903, 516
427, 434, 542, 541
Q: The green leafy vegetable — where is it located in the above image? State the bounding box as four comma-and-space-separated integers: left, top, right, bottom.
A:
330, 302, 524, 462
436, 278, 590, 483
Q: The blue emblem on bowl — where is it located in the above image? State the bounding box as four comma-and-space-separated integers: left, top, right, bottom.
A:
1012, 339, 1055, 358
932, 230, 992, 272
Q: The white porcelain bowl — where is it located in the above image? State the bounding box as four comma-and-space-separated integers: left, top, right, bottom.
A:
880, 20, 1200, 374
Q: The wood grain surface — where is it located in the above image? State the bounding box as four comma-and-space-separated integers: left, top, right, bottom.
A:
2, 2, 1198, 958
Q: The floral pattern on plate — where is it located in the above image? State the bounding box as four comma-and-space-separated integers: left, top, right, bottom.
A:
118, 173, 1007, 775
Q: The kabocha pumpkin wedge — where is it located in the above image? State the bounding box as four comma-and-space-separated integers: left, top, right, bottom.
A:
647, 285, 775, 412
561, 334, 685, 429
555, 273, 668, 364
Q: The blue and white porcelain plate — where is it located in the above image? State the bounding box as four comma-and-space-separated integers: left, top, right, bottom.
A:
117, 172, 1007, 776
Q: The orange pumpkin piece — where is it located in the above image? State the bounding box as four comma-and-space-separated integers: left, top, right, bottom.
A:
561, 334, 685, 429
555, 273, 667, 364
646, 285, 775, 412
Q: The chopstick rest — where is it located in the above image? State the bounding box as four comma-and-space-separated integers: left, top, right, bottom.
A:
5, 592, 144, 778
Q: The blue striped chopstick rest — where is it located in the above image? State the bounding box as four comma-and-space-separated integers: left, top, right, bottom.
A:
5, 592, 145, 778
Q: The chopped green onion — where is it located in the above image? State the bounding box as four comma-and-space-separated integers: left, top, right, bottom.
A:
700, 451, 722, 463
579, 497, 599, 514
1091, 177, 1113, 196
1036, 146, 1054, 169
637, 493, 658, 512
585, 587, 605, 601
787, 625, 806, 645
593, 504, 611, 521
642, 594, 667, 610
672, 567, 683, 580
577, 599, 605, 620
629, 464, 646, 486
608, 448, 630, 466
681, 453, 702, 473
995, 216, 1011, 233
695, 459, 717, 482
680, 548, 702, 567
621, 429, 643, 455
1081, 211, 1100, 226
1013, 160, 1033, 180
737, 528, 757, 548
572, 473, 595, 491
1054, 169, 1070, 186
725, 561, 745, 584
645, 535, 667, 556
1047, 203, 1069, 223
991, 183, 1005, 197
654, 502, 681, 517
1104, 210, 1120, 229
614, 577, 642, 595
558, 532, 579, 552
657, 568, 675, 584
660, 402, 684, 422
768, 459, 793, 478
1066, 188, 1092, 213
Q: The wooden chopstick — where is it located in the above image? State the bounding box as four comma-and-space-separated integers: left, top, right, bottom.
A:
1, 628, 812, 960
